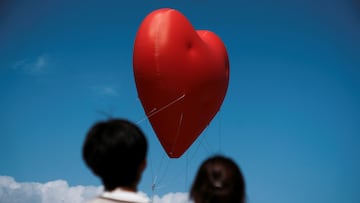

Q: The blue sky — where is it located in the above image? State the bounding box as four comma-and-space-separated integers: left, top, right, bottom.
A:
1, 0, 359, 202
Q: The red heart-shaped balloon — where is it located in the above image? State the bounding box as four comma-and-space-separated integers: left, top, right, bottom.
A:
133, 8, 229, 158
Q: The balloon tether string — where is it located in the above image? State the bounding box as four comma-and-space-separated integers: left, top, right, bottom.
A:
136, 94, 185, 124
170, 112, 184, 156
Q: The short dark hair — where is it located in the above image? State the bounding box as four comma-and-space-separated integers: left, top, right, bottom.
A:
82, 119, 148, 191
190, 155, 246, 203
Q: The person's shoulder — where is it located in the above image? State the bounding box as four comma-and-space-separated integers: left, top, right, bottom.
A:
84, 197, 117, 203
84, 196, 148, 203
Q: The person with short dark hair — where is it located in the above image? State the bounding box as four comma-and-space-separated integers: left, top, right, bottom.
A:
82, 118, 150, 203
190, 155, 246, 203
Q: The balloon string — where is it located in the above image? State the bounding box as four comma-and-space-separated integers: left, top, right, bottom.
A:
169, 112, 183, 156
136, 94, 186, 124
218, 111, 223, 153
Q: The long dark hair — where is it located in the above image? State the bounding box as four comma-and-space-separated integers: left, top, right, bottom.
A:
190, 155, 245, 203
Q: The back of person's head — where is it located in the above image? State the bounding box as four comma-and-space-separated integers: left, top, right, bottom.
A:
190, 155, 245, 203
82, 118, 148, 191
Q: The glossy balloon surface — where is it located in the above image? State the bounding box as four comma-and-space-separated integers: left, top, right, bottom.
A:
133, 8, 229, 158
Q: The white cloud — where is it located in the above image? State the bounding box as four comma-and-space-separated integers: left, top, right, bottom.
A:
13, 54, 48, 75
152, 192, 191, 203
0, 176, 102, 203
0, 176, 191, 203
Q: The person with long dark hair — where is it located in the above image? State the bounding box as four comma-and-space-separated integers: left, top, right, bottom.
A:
190, 155, 246, 203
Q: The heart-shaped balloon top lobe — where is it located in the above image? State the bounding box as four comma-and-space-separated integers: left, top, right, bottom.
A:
133, 8, 229, 158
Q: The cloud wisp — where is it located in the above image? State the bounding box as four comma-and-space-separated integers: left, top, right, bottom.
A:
12, 54, 49, 75
91, 85, 119, 97
0, 176, 191, 203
